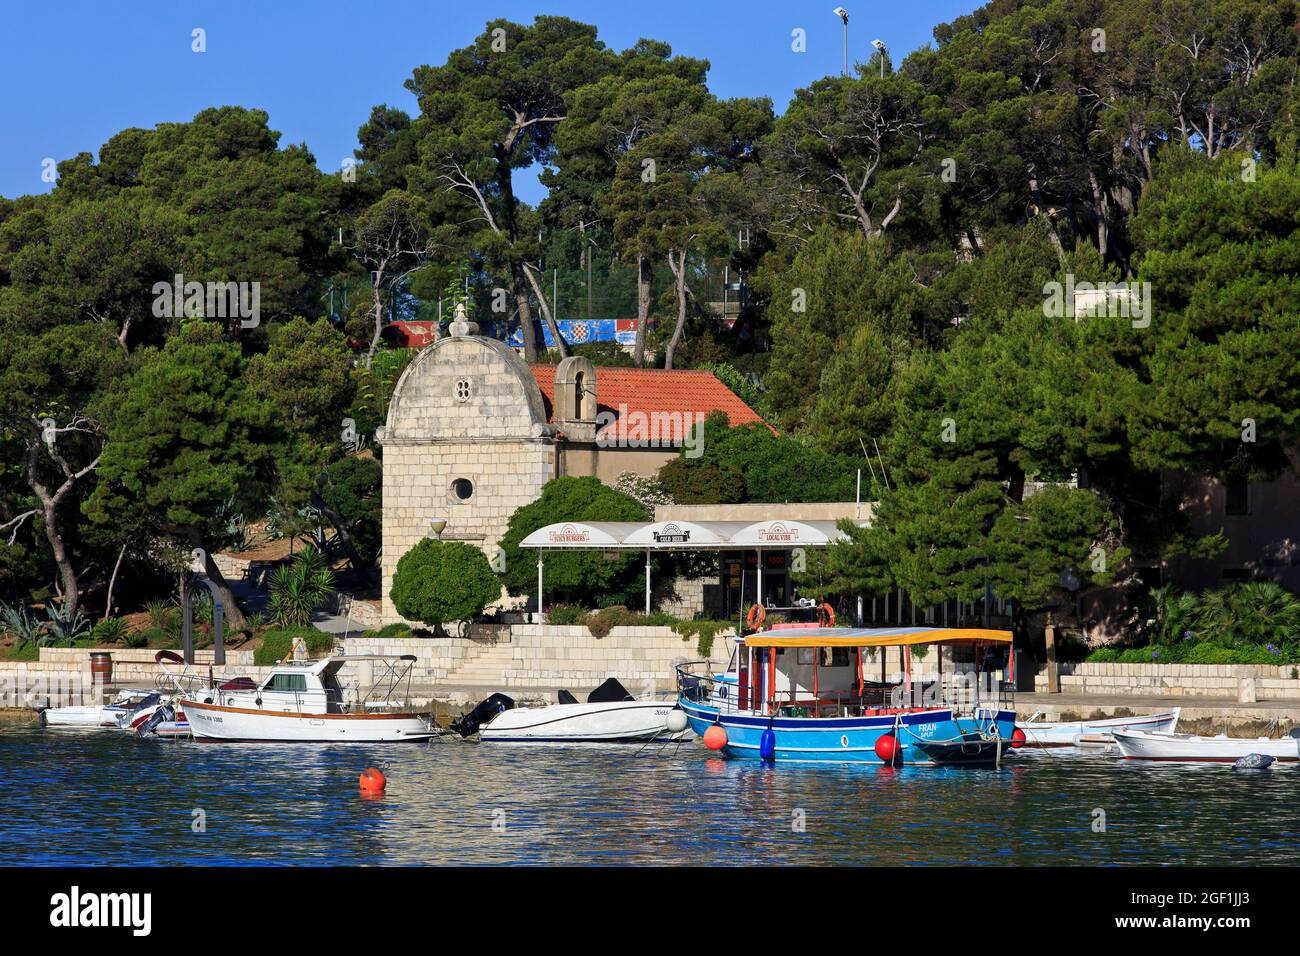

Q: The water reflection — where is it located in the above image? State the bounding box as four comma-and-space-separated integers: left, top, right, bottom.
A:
0, 728, 1296, 865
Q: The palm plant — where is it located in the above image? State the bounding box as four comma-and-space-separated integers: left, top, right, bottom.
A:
267, 546, 336, 628
1133, 585, 1200, 647
1196, 582, 1300, 650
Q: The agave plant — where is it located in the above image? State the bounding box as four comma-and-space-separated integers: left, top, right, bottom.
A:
0, 601, 45, 649
267, 546, 336, 628
1196, 582, 1300, 649
41, 604, 92, 646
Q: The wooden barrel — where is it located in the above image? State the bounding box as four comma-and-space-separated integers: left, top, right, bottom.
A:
90, 651, 113, 686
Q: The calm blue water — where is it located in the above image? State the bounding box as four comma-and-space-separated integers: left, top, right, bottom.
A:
2, 725, 1297, 865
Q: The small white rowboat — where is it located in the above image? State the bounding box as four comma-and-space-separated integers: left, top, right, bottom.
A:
1113, 729, 1300, 762
1019, 708, 1181, 746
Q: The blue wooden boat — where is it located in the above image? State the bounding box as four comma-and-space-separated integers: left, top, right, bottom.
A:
676, 625, 1018, 766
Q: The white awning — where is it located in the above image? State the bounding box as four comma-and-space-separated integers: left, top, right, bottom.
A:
726, 520, 847, 547
620, 520, 735, 548
519, 521, 638, 548
520, 518, 862, 550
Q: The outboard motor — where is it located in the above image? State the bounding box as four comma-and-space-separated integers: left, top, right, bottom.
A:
451, 693, 515, 737
137, 703, 176, 737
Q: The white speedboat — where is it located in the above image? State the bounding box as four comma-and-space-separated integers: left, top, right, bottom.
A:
457, 678, 691, 744
181, 654, 436, 743
1113, 729, 1300, 762
1019, 708, 1181, 747
39, 688, 154, 727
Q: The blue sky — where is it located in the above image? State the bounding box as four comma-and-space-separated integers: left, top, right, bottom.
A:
1, 0, 978, 203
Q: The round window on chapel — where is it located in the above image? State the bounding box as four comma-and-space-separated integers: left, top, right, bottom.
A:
452, 478, 474, 501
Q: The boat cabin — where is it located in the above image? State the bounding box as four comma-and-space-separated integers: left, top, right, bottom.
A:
193, 655, 418, 715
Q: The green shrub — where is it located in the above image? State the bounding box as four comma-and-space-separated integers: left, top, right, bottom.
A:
145, 599, 171, 631
670, 619, 735, 656
1087, 648, 1118, 663
92, 618, 129, 645
391, 539, 499, 629
546, 604, 588, 625
124, 628, 154, 649
582, 607, 676, 638
366, 622, 416, 638
254, 627, 335, 666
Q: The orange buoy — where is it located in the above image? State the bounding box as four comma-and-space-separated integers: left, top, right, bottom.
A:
703, 724, 728, 751
1011, 727, 1027, 749
359, 767, 386, 793
874, 733, 899, 764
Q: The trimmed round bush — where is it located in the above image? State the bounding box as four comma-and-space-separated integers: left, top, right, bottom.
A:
391, 539, 499, 629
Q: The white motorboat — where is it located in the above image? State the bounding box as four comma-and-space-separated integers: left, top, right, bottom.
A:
1019, 708, 1181, 747
39, 688, 155, 727
181, 654, 436, 742
1113, 729, 1300, 762
457, 678, 691, 744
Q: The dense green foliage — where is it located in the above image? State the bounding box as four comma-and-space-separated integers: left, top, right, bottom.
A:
1, 2, 1298, 638
1090, 582, 1300, 664
498, 476, 651, 607
390, 539, 500, 627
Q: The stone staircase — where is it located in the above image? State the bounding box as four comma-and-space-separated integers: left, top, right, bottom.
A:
441, 642, 516, 687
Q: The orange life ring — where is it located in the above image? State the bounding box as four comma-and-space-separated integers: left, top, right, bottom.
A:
818, 602, 837, 627
745, 604, 766, 630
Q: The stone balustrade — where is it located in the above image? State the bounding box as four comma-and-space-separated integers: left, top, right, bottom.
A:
1034, 661, 1300, 699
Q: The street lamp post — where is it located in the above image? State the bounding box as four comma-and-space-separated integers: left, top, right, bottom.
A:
833, 8, 849, 78
871, 38, 888, 78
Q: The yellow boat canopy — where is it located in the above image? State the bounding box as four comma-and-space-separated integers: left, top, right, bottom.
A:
744, 626, 1013, 648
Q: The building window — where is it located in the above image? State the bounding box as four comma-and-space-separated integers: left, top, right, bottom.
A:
451, 478, 474, 501
454, 379, 472, 403
1224, 480, 1249, 516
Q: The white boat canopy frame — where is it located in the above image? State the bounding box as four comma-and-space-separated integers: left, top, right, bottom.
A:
519, 519, 866, 617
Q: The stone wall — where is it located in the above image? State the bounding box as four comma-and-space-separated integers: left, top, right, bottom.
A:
1035, 661, 1300, 699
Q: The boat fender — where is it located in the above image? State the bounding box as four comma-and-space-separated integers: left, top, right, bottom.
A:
703, 724, 728, 750
1010, 727, 1027, 749
874, 733, 899, 764
665, 710, 689, 734
745, 604, 766, 631
759, 727, 776, 762
1233, 753, 1276, 771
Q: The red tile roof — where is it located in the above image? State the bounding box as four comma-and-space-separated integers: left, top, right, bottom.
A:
529, 365, 769, 444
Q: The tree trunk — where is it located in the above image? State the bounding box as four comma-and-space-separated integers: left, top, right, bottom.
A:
633, 254, 651, 367
523, 264, 570, 359
512, 264, 539, 362
40, 497, 80, 619
364, 270, 385, 369
664, 250, 689, 371
201, 547, 249, 632
310, 489, 370, 578
103, 542, 127, 622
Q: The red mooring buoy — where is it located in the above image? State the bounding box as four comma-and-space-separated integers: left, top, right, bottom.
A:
359, 767, 386, 794
874, 733, 899, 764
